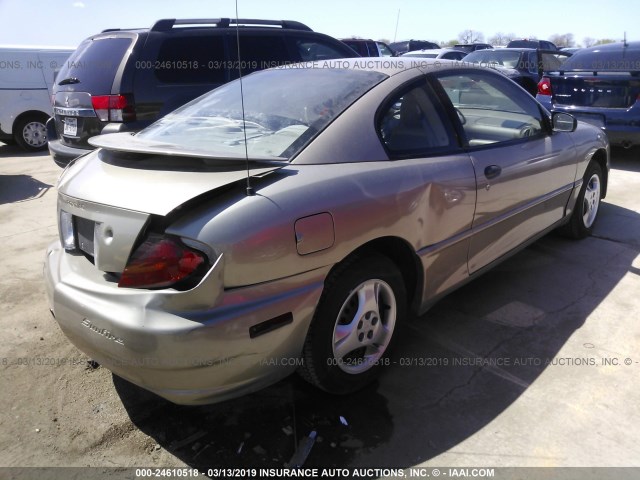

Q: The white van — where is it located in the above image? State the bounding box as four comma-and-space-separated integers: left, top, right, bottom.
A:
0, 45, 74, 151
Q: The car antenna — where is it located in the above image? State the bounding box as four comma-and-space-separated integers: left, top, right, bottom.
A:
235, 0, 255, 196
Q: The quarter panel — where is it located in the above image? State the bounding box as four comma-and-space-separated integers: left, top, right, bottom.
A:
169, 156, 476, 292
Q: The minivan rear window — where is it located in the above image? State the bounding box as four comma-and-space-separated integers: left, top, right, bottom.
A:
56, 37, 132, 94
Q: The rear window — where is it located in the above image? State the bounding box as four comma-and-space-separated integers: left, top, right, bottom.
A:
561, 44, 640, 71
55, 37, 132, 94
291, 36, 355, 61
464, 50, 523, 69
135, 68, 387, 160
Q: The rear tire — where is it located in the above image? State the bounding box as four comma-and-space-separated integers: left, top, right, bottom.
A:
561, 161, 603, 239
14, 114, 49, 151
299, 254, 406, 394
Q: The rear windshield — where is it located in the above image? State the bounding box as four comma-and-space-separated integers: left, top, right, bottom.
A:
55, 36, 132, 94
135, 67, 387, 160
561, 44, 640, 71
464, 50, 523, 68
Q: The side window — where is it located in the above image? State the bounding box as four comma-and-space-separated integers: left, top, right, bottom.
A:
434, 71, 545, 147
541, 52, 570, 71
443, 52, 465, 61
155, 35, 225, 84
527, 52, 539, 74
364, 42, 374, 56
377, 43, 394, 57
378, 82, 455, 156
229, 34, 290, 76
291, 36, 350, 61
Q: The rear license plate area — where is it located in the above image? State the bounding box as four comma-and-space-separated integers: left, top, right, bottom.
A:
63, 117, 78, 136
75, 216, 95, 257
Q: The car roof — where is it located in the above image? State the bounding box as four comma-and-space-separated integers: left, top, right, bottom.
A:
96, 18, 314, 35
483, 47, 535, 52
403, 48, 464, 54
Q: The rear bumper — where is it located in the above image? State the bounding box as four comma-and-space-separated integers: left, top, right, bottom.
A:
48, 139, 92, 167
44, 240, 327, 405
46, 118, 93, 167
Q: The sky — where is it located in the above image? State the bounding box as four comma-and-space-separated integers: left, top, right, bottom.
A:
0, 0, 634, 49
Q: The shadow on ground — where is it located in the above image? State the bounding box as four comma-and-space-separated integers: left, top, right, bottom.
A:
609, 146, 640, 172
0, 142, 49, 158
113, 159, 640, 471
0, 174, 52, 204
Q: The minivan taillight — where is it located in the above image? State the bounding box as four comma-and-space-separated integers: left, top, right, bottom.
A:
538, 77, 552, 96
91, 94, 136, 122
119, 234, 207, 289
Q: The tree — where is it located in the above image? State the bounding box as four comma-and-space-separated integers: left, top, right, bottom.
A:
549, 33, 575, 48
583, 37, 596, 48
488, 32, 517, 46
594, 38, 616, 45
443, 39, 459, 47
458, 29, 484, 44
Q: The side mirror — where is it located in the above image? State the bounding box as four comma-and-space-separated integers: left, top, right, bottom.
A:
552, 112, 577, 132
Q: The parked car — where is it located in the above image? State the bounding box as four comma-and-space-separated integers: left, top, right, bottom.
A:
560, 47, 581, 54
47, 18, 358, 166
463, 48, 572, 95
401, 48, 467, 61
389, 39, 439, 55
45, 59, 609, 405
341, 38, 395, 57
507, 39, 558, 51
0, 45, 73, 151
454, 43, 493, 53
537, 41, 640, 149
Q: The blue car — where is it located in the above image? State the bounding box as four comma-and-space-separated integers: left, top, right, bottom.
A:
537, 41, 640, 149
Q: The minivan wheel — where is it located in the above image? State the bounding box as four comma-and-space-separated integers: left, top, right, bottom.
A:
299, 254, 406, 394
562, 161, 603, 239
14, 114, 49, 151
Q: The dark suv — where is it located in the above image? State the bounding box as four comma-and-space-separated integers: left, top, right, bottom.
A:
47, 18, 358, 166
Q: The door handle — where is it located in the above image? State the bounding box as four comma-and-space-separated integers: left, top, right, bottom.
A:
484, 165, 502, 179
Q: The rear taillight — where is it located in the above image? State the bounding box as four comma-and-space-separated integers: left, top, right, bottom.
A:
119, 234, 207, 289
91, 94, 136, 122
538, 77, 552, 96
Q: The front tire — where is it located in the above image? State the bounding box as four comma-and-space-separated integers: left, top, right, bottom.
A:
14, 114, 49, 151
562, 161, 603, 239
299, 254, 406, 394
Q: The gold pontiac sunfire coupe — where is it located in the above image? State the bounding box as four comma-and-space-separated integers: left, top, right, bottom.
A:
45, 59, 609, 404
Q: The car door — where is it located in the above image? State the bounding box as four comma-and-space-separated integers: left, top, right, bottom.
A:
377, 79, 477, 303
431, 69, 577, 273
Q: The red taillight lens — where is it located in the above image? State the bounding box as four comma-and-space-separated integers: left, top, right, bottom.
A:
91, 94, 136, 122
538, 77, 552, 96
118, 234, 207, 289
